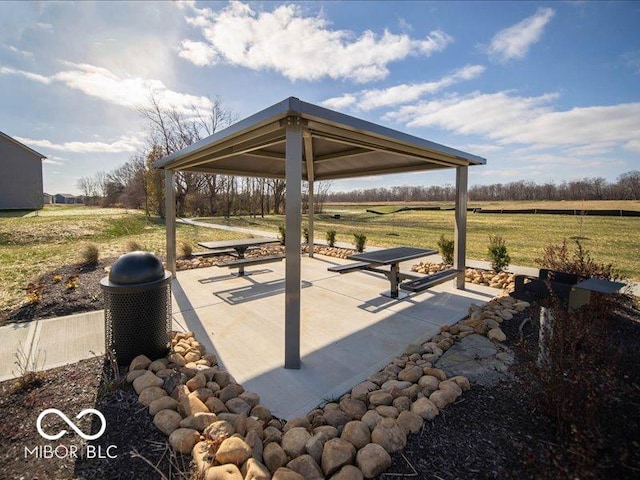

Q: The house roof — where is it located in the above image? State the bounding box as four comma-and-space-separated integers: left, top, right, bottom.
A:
152, 97, 485, 181
0, 131, 47, 159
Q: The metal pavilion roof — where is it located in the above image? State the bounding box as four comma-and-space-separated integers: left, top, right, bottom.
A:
152, 97, 485, 179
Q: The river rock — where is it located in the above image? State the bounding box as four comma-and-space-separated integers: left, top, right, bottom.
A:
340, 421, 370, 449
149, 396, 179, 416
410, 397, 439, 420
287, 454, 323, 480
139, 386, 167, 406
272, 468, 304, 480
397, 365, 423, 383
242, 458, 271, 480
180, 393, 209, 416
396, 411, 423, 435
215, 437, 252, 466
129, 354, 152, 371
368, 391, 393, 407
154, 409, 183, 435
264, 442, 288, 473
321, 438, 356, 477
203, 420, 235, 442
282, 427, 311, 458
356, 443, 392, 478
361, 410, 383, 431
226, 397, 252, 415
168, 427, 199, 454
351, 381, 378, 402
370, 418, 406, 453
340, 398, 367, 420
330, 465, 364, 480
488, 327, 507, 342
133, 371, 164, 394
206, 464, 243, 480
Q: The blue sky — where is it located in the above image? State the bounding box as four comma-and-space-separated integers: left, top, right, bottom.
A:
1, 1, 639, 195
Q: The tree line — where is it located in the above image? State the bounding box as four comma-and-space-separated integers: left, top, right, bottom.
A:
76, 96, 331, 218
325, 172, 640, 203
77, 94, 639, 212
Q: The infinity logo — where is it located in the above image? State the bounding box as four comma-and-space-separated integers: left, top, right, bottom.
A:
36, 408, 107, 441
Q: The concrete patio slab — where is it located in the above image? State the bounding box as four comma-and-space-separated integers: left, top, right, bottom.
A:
172, 255, 499, 419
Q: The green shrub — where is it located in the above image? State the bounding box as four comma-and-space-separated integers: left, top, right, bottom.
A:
353, 233, 367, 253
278, 224, 286, 245
80, 243, 99, 266
437, 234, 454, 264
326, 229, 337, 247
179, 242, 193, 258
487, 235, 510, 272
302, 225, 309, 244
536, 239, 618, 280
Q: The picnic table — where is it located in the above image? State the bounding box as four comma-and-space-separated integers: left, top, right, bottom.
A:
198, 237, 282, 276
345, 247, 438, 299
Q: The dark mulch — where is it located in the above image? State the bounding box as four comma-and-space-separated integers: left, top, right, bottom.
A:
0, 258, 116, 327
0, 357, 191, 480
384, 300, 640, 479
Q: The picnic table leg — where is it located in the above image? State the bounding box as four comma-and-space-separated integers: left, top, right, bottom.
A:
236, 247, 247, 276
389, 263, 399, 298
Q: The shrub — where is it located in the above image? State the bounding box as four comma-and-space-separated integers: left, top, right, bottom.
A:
277, 224, 286, 245
179, 242, 193, 258
302, 225, 309, 244
80, 243, 99, 266
326, 229, 337, 247
353, 233, 367, 253
536, 239, 618, 280
487, 235, 510, 272
125, 240, 142, 252
437, 234, 454, 264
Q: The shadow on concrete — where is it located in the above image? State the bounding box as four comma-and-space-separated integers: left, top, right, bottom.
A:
198, 269, 272, 284
214, 279, 312, 305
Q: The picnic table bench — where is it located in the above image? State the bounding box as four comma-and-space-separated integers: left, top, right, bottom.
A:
198, 237, 282, 276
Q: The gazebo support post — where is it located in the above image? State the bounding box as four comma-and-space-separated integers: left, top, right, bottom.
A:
165, 169, 176, 275
284, 121, 302, 369
303, 131, 315, 258
454, 166, 468, 289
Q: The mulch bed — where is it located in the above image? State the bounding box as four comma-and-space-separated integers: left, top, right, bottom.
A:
0, 258, 115, 327
1, 255, 639, 479
0, 357, 191, 480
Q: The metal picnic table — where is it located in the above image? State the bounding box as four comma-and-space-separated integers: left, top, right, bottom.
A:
198, 237, 281, 276
347, 246, 437, 299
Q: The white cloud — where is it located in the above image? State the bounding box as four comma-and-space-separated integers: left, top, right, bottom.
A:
14, 135, 140, 153
0, 63, 213, 115
322, 64, 485, 111
5, 45, 33, 57
178, 1, 453, 82
43, 155, 65, 165
488, 8, 554, 62
385, 90, 640, 154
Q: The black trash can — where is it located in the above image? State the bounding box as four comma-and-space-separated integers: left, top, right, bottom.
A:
101, 251, 172, 366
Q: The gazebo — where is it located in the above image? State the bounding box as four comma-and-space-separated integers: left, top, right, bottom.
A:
153, 97, 486, 370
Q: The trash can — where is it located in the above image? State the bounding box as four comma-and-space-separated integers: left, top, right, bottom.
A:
101, 251, 172, 366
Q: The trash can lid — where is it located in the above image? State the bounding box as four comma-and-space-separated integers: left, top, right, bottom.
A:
109, 251, 165, 285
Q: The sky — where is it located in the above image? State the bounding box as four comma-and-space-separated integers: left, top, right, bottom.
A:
1, 1, 639, 195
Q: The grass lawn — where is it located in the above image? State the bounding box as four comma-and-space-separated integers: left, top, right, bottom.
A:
202, 200, 640, 281
0, 205, 243, 310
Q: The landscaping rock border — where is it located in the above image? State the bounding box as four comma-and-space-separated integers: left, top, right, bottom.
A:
411, 261, 516, 291
126, 292, 529, 479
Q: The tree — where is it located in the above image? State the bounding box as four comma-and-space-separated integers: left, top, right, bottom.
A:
617, 170, 640, 200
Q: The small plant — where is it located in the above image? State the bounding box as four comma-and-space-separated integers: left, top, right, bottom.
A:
487, 234, 510, 272
353, 232, 367, 253
302, 225, 309, 244
179, 241, 193, 258
52, 273, 63, 283
23, 282, 44, 304
80, 242, 100, 266
126, 239, 142, 252
278, 224, 286, 245
536, 239, 618, 280
65, 275, 79, 290
437, 234, 454, 264
326, 229, 337, 247
11, 340, 45, 393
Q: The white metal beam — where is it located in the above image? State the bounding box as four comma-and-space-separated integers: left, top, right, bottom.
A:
303, 130, 315, 258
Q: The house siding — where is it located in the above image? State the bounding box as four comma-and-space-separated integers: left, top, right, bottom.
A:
0, 135, 44, 210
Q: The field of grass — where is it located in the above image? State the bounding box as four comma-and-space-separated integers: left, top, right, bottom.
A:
203, 200, 640, 281
0, 205, 243, 310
